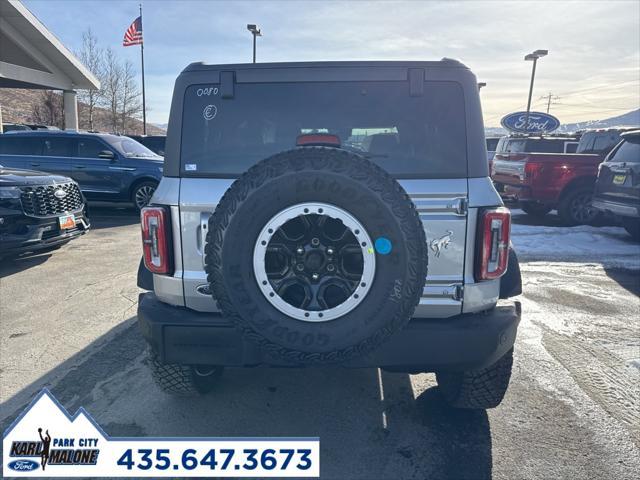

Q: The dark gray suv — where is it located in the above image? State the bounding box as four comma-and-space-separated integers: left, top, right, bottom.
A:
0, 131, 163, 210
137, 60, 522, 409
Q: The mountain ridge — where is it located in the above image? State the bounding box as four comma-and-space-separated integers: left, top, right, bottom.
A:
0, 89, 165, 135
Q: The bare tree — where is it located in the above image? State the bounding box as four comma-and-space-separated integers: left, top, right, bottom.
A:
31, 91, 64, 128
119, 60, 142, 134
101, 47, 123, 133
76, 29, 104, 130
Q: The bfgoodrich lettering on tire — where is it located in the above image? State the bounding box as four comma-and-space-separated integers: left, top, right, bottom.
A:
204, 147, 428, 364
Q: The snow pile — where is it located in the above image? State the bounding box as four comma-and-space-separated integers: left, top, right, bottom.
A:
512, 223, 640, 267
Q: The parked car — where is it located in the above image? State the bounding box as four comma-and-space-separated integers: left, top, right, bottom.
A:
136, 60, 523, 410
128, 135, 166, 156
486, 136, 502, 162
1, 123, 31, 133
0, 123, 59, 133
0, 164, 89, 256
491, 128, 636, 224
592, 130, 640, 240
0, 131, 163, 210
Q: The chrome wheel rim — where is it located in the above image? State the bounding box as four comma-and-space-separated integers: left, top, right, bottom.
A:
253, 203, 376, 322
135, 185, 156, 209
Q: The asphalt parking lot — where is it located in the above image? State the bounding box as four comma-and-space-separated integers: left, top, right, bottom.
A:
1, 207, 639, 479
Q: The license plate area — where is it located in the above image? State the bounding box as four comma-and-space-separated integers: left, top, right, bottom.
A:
613, 174, 627, 185
58, 214, 76, 230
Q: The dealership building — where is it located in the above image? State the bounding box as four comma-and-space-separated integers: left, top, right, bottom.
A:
0, 0, 99, 131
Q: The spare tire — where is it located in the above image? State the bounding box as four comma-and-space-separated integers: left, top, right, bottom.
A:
204, 147, 428, 364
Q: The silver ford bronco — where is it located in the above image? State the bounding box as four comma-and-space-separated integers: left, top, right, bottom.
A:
137, 60, 522, 409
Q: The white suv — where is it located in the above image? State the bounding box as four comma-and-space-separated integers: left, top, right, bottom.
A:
136, 60, 522, 409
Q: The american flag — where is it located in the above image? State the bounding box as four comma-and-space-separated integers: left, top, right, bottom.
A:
123, 16, 143, 47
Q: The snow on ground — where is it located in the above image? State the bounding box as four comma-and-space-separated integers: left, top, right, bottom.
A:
511, 213, 640, 268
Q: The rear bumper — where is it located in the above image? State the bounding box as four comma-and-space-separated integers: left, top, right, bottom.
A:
592, 197, 640, 218
137, 292, 521, 372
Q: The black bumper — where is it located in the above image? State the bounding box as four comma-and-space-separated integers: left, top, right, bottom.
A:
138, 293, 521, 372
592, 196, 640, 219
0, 208, 90, 256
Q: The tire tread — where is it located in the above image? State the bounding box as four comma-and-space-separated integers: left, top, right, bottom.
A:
436, 349, 514, 409
148, 351, 221, 395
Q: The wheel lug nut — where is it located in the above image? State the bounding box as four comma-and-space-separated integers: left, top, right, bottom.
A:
312, 273, 319, 281
327, 247, 334, 255
297, 247, 304, 255
296, 264, 304, 271
311, 238, 320, 247
327, 264, 335, 272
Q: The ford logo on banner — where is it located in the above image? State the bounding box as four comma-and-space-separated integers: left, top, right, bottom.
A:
8, 459, 39, 471
500, 111, 560, 134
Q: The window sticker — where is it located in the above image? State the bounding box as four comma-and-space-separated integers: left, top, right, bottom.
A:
203, 105, 217, 121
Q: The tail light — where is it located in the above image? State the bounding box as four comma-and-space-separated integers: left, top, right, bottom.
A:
141, 206, 173, 274
296, 133, 341, 147
475, 207, 511, 281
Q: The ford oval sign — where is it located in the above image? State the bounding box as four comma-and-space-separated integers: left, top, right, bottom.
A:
8, 459, 39, 471
500, 111, 560, 134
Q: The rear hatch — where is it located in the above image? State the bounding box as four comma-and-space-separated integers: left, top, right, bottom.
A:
180, 177, 469, 318
174, 66, 481, 318
595, 135, 640, 206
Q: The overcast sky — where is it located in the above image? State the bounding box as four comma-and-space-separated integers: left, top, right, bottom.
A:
23, 0, 640, 126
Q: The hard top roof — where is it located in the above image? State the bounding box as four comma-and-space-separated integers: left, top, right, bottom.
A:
181, 58, 468, 73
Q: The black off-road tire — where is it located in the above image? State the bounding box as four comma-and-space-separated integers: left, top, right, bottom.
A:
436, 349, 514, 409
622, 217, 640, 241
148, 351, 223, 395
557, 185, 599, 226
204, 147, 428, 365
520, 202, 552, 218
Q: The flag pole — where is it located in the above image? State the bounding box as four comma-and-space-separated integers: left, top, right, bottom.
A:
139, 3, 147, 135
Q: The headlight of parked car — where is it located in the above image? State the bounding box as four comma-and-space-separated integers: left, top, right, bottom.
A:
0, 186, 21, 199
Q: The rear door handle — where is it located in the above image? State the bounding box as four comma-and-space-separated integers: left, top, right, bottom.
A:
73, 165, 86, 169
31, 163, 40, 167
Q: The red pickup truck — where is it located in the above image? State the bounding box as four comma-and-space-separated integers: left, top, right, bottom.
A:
491, 129, 635, 225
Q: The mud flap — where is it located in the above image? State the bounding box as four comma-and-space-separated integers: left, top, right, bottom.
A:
137, 257, 154, 290
499, 248, 522, 299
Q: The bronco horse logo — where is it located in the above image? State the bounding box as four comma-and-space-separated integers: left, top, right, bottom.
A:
430, 230, 453, 258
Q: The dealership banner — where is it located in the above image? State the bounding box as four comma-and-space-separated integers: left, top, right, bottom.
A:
3, 389, 319, 477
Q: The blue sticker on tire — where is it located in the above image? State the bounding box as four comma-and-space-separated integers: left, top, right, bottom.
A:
374, 237, 392, 255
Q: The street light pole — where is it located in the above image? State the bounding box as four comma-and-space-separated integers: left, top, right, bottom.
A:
525, 57, 538, 114
524, 49, 548, 129
246, 24, 262, 63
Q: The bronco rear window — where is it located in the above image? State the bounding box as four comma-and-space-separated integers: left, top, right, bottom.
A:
180, 81, 467, 178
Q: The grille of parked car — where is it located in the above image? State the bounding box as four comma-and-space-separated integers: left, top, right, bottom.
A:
19, 183, 84, 217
